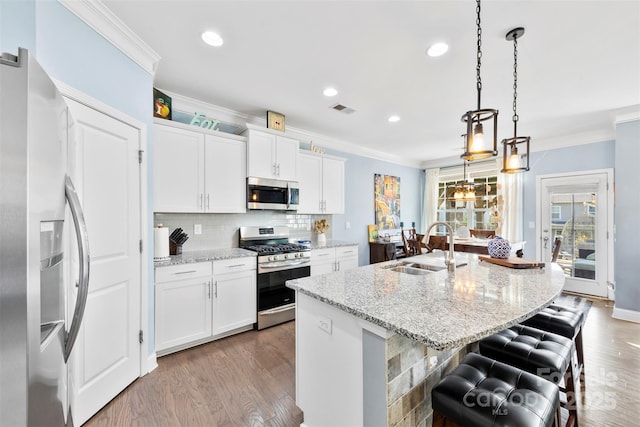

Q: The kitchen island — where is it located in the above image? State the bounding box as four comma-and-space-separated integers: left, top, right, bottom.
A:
286, 252, 565, 427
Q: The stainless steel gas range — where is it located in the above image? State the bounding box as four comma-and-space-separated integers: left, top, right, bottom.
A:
239, 226, 310, 330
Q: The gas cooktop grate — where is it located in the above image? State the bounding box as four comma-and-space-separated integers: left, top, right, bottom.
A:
245, 243, 309, 254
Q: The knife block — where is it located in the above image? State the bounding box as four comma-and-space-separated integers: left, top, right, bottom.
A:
169, 240, 182, 255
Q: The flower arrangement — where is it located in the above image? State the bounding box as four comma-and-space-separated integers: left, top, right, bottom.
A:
314, 219, 330, 234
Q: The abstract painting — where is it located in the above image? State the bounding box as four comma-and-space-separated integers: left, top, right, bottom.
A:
374, 174, 401, 230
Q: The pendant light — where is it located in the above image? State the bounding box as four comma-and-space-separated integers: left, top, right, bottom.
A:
454, 135, 476, 202
501, 27, 530, 173
461, 0, 498, 162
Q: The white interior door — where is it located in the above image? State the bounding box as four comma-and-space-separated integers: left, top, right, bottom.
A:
65, 98, 141, 425
538, 171, 612, 298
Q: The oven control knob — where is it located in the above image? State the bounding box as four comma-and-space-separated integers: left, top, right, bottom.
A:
284, 254, 289, 259
270, 256, 276, 261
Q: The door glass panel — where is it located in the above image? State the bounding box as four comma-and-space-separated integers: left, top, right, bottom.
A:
550, 192, 596, 280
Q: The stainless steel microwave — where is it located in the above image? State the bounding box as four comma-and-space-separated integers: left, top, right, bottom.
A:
247, 177, 299, 211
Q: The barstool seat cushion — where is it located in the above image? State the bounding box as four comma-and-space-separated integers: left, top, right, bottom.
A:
432, 353, 559, 427
523, 304, 584, 339
479, 324, 573, 383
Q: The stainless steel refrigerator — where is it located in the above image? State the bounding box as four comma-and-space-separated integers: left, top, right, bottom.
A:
0, 48, 90, 426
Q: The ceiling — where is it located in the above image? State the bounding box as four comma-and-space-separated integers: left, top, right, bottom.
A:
102, 0, 640, 167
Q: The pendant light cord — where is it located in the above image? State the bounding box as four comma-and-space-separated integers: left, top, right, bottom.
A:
512, 34, 519, 136
476, 0, 483, 110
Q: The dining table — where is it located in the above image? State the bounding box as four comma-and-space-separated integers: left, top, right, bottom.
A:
409, 236, 526, 256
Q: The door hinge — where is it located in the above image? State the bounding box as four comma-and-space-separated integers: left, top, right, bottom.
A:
138, 150, 144, 164
139, 330, 144, 344
139, 240, 143, 253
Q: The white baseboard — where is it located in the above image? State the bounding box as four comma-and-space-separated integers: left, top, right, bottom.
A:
612, 306, 640, 323
144, 352, 158, 375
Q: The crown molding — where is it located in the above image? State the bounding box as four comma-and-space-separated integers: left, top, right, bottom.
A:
615, 109, 640, 124
57, 0, 160, 75
159, 89, 252, 125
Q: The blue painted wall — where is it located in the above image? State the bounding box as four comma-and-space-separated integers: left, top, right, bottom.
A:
614, 120, 640, 312
522, 141, 615, 257
4, 0, 156, 355
323, 148, 424, 265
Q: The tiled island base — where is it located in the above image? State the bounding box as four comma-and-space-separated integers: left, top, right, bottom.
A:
385, 334, 474, 427
295, 292, 474, 427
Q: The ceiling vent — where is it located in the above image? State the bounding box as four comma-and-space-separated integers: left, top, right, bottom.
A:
330, 103, 356, 114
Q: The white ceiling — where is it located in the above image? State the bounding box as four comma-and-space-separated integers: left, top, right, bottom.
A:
102, 0, 640, 168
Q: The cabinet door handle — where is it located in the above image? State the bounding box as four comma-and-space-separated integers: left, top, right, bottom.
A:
174, 270, 197, 275
214, 280, 218, 298
206, 194, 210, 211
277, 163, 280, 176
199, 194, 203, 209
272, 163, 277, 175
207, 281, 211, 299
226, 264, 246, 268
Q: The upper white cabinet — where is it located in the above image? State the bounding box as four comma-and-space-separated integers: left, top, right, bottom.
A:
298, 151, 345, 214
243, 125, 299, 181
154, 120, 246, 213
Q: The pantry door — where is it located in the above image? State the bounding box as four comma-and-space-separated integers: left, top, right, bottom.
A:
64, 97, 143, 425
537, 170, 613, 298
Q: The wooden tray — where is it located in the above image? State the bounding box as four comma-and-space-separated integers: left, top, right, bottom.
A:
479, 255, 545, 269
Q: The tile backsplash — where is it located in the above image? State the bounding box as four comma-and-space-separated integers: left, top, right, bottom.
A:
154, 211, 332, 251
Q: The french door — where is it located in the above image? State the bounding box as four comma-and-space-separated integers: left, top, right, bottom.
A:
537, 170, 613, 298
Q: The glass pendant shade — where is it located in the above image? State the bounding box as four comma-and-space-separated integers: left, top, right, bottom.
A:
461, 109, 498, 161
501, 136, 530, 173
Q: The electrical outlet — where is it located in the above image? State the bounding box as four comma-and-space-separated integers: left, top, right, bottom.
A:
429, 356, 438, 369
528, 221, 535, 229
345, 221, 351, 230
318, 316, 332, 335
194, 224, 202, 235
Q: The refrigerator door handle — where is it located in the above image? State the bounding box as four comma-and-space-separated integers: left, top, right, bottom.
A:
64, 175, 90, 362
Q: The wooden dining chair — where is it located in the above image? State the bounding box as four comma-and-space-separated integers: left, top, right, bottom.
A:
422, 235, 448, 253
470, 229, 496, 239
551, 236, 563, 262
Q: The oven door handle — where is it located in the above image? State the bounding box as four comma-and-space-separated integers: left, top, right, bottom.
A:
261, 303, 296, 315
260, 259, 310, 269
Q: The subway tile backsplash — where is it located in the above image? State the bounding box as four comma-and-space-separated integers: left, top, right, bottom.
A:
154, 212, 332, 251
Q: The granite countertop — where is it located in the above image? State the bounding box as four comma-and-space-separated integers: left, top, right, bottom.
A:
286, 252, 565, 350
154, 248, 256, 267
305, 239, 358, 250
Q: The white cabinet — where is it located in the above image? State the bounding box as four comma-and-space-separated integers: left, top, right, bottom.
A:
243, 126, 299, 181
154, 120, 246, 213
155, 262, 213, 353
211, 258, 257, 336
155, 257, 256, 355
298, 151, 345, 214
311, 245, 359, 276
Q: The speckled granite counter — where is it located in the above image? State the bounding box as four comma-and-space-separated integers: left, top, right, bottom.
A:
302, 239, 358, 250
287, 252, 565, 351
154, 248, 256, 267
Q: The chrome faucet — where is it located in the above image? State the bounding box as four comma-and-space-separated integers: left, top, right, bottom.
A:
422, 222, 456, 273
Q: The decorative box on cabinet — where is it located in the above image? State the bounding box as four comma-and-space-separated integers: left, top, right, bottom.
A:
153, 120, 246, 213
298, 151, 345, 214
243, 124, 299, 181
310, 245, 358, 276
155, 257, 256, 356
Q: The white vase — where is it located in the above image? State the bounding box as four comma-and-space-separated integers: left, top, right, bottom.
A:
317, 233, 326, 246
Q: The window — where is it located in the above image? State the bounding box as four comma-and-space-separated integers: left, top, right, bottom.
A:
436, 170, 499, 234
551, 205, 561, 220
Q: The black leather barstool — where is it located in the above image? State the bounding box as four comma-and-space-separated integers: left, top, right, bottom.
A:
523, 304, 586, 384
479, 325, 578, 427
432, 353, 561, 427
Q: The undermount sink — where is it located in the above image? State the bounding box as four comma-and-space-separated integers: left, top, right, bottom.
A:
381, 259, 467, 275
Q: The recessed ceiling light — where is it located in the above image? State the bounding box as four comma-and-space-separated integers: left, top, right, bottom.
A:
427, 42, 449, 57
202, 31, 224, 47
323, 87, 338, 97
388, 115, 400, 123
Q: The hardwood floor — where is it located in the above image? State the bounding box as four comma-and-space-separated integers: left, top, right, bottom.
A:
85, 299, 638, 426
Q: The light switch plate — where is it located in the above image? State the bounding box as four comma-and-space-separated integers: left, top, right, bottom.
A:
318, 315, 332, 335
194, 224, 202, 235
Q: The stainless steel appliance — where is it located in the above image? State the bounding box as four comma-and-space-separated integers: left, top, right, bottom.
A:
0, 48, 90, 426
239, 226, 310, 329
247, 177, 299, 211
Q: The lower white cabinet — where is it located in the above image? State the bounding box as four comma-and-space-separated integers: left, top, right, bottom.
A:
211, 259, 257, 336
155, 257, 256, 355
311, 245, 359, 276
